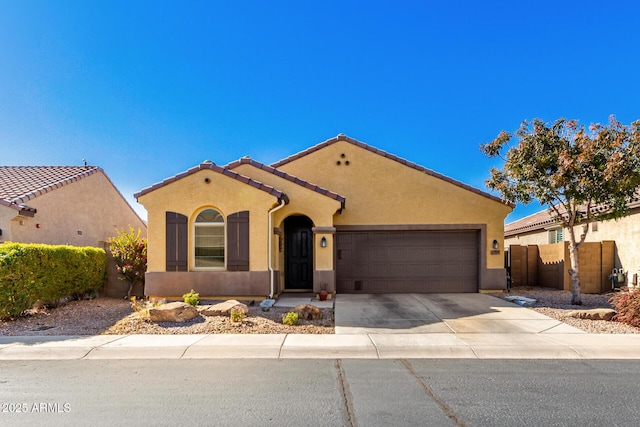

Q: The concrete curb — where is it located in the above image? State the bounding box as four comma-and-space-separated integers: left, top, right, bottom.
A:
1, 333, 639, 360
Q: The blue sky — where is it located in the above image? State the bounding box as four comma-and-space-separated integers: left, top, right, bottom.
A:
2, 1, 639, 222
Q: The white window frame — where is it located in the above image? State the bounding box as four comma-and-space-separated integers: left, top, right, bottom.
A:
193, 209, 226, 269
547, 227, 563, 244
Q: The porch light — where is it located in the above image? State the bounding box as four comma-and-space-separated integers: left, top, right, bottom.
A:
492, 239, 499, 249
320, 236, 327, 248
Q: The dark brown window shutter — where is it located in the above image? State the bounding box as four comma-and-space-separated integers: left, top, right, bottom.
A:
227, 211, 249, 271
166, 211, 188, 271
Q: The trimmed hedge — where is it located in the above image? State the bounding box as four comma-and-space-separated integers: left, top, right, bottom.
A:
0, 242, 107, 319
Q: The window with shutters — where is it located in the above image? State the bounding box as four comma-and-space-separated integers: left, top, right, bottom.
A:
194, 209, 225, 268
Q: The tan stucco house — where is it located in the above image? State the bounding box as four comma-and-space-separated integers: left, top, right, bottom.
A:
135, 134, 513, 299
505, 201, 640, 278
0, 166, 146, 247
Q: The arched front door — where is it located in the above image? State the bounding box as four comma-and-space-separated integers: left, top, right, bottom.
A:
284, 215, 314, 291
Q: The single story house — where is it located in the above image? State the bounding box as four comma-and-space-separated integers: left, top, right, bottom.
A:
0, 166, 147, 297
135, 134, 513, 299
505, 201, 640, 279
0, 166, 146, 246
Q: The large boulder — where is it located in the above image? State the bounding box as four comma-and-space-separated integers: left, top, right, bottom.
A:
567, 308, 616, 321
149, 302, 199, 322
201, 300, 249, 317
294, 304, 323, 320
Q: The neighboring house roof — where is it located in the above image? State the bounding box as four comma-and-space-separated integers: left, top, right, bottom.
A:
0, 166, 102, 215
226, 157, 346, 209
272, 134, 514, 207
134, 161, 290, 204
504, 209, 561, 237
505, 196, 640, 237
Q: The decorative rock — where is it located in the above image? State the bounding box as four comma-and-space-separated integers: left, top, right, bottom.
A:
294, 304, 323, 320
148, 302, 199, 322
201, 300, 249, 317
260, 299, 276, 311
567, 308, 616, 321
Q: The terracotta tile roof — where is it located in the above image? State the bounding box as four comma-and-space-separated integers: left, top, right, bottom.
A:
504, 209, 560, 236
271, 134, 514, 207
506, 197, 640, 237
134, 161, 290, 204
226, 157, 346, 209
0, 166, 101, 214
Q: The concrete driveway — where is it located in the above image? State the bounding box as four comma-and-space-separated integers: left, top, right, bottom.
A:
335, 293, 582, 334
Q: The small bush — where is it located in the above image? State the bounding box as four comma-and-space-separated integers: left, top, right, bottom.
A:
610, 290, 640, 327
182, 289, 200, 306
230, 307, 245, 323
282, 311, 298, 326
109, 227, 147, 298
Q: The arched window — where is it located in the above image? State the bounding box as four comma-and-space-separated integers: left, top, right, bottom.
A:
194, 209, 225, 268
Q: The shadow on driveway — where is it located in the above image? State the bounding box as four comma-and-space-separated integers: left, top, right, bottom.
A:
335, 293, 579, 334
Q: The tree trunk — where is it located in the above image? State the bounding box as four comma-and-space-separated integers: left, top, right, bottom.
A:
568, 239, 582, 306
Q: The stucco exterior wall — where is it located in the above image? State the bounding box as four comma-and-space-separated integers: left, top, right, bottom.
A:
138, 168, 278, 273
505, 231, 549, 248
276, 140, 512, 271
0, 205, 16, 243
506, 208, 640, 278
577, 213, 640, 278
6, 172, 145, 247
232, 163, 342, 274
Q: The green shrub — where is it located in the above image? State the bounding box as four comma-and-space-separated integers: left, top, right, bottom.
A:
230, 307, 245, 323
610, 290, 640, 327
282, 311, 298, 326
109, 227, 147, 298
0, 242, 106, 319
130, 296, 163, 319
182, 289, 200, 306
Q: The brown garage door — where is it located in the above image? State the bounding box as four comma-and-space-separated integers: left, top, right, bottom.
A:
336, 231, 479, 293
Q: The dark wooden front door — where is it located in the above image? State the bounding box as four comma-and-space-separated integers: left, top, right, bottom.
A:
285, 216, 313, 290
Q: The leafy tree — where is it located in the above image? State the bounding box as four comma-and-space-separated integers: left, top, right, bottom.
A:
482, 116, 640, 304
109, 227, 147, 298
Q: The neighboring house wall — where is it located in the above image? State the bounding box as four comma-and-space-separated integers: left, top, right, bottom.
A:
505, 231, 551, 247
1, 169, 146, 298
0, 205, 15, 243
506, 208, 640, 280
573, 211, 640, 279
7, 171, 146, 246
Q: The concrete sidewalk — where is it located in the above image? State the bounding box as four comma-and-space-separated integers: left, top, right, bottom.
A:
1, 333, 639, 360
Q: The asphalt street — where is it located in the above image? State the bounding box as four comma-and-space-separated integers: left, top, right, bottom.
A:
1, 359, 639, 426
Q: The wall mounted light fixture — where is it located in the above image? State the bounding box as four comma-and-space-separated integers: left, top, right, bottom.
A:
320, 236, 327, 248
492, 239, 499, 249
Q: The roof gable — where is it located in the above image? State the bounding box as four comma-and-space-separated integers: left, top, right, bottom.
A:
226, 157, 345, 209
0, 166, 102, 213
272, 134, 512, 207
134, 161, 289, 203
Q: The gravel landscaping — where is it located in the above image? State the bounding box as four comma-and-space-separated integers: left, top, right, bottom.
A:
491, 286, 640, 334
1, 287, 639, 335
0, 298, 334, 336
